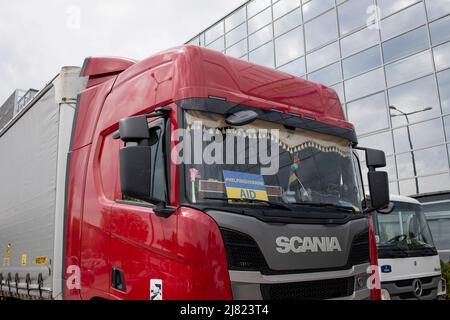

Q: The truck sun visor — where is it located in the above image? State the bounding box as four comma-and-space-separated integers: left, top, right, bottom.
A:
177, 98, 358, 144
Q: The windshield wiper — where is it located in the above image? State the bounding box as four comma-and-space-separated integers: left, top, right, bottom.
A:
202, 197, 292, 211
289, 202, 357, 214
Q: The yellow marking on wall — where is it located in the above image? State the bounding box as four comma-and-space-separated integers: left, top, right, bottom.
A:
35, 256, 48, 266
6, 243, 11, 258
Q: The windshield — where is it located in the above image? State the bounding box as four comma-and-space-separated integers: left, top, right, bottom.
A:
375, 201, 436, 255
179, 110, 364, 213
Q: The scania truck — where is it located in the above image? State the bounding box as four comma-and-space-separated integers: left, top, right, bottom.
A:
374, 195, 447, 300
0, 45, 390, 300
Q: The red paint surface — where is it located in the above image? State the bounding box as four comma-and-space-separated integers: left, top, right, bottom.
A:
64, 45, 356, 300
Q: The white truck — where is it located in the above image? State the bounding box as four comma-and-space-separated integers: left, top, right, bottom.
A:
374, 195, 447, 300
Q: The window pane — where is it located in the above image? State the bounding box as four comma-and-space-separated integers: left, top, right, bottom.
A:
205, 22, 224, 45
382, 26, 429, 63
306, 41, 340, 72
347, 92, 389, 135
225, 7, 246, 32
247, 0, 271, 18
341, 27, 380, 58
345, 67, 385, 101
388, 76, 441, 128
274, 7, 302, 37
393, 119, 445, 153
226, 23, 247, 47
429, 15, 450, 45
359, 131, 394, 155
417, 174, 450, 195
308, 62, 341, 86
390, 182, 400, 195
396, 145, 449, 179
331, 82, 345, 103
380, 2, 426, 41
249, 41, 275, 68
273, 0, 301, 19
338, 0, 373, 35
425, 0, 450, 21
249, 24, 273, 50
378, 0, 420, 18
304, 10, 338, 51
248, 7, 272, 34
399, 173, 450, 196
343, 45, 381, 79
226, 39, 248, 58
277, 57, 306, 77
207, 36, 225, 52
188, 37, 200, 46
275, 27, 304, 66
433, 41, 450, 71
385, 50, 433, 87
445, 116, 450, 141
437, 69, 450, 114
302, 0, 334, 22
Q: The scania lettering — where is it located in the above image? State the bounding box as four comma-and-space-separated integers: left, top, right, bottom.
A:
276, 237, 342, 253
0, 46, 389, 300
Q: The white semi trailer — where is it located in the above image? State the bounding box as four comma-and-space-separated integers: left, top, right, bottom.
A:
0, 67, 86, 299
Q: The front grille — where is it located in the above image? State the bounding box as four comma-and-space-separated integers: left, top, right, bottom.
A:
348, 231, 370, 265
261, 277, 355, 300
220, 228, 268, 271
398, 289, 433, 300
392, 276, 435, 288
220, 228, 369, 273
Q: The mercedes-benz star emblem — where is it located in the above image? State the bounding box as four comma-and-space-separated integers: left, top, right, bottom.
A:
412, 279, 423, 298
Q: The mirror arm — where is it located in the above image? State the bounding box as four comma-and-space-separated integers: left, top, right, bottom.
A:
154, 203, 177, 218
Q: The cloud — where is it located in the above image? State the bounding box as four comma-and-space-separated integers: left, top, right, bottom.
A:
0, 0, 247, 103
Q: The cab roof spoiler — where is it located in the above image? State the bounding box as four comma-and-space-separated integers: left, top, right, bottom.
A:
80, 56, 137, 77
80, 57, 137, 88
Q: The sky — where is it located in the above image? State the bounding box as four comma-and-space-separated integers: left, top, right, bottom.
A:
0, 0, 247, 104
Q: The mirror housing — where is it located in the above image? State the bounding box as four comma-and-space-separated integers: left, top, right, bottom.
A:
365, 148, 386, 169
119, 146, 152, 201
356, 147, 390, 211
115, 108, 171, 204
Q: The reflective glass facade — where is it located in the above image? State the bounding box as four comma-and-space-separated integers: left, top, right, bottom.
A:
189, 0, 450, 195
188, 0, 450, 257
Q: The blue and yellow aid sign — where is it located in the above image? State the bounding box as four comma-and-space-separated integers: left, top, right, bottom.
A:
223, 170, 269, 201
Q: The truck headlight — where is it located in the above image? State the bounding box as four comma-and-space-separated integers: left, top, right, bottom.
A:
381, 289, 391, 300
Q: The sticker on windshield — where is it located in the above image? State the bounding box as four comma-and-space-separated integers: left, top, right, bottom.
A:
223, 170, 269, 201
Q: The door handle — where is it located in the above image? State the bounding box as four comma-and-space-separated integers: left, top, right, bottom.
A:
111, 267, 126, 291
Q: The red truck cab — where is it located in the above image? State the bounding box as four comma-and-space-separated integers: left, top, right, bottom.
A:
64, 45, 389, 300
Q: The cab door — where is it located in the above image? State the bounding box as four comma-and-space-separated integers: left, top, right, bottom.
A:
110, 118, 179, 300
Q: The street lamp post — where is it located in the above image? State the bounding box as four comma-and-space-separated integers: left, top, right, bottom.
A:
389, 106, 432, 195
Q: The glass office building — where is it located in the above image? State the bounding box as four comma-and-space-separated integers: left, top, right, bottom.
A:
187, 0, 450, 259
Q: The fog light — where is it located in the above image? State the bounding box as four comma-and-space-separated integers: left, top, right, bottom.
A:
381, 289, 391, 300
438, 278, 447, 297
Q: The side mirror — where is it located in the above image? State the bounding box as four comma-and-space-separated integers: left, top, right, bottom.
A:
358, 147, 390, 211
117, 115, 153, 202
366, 148, 386, 168
114, 115, 150, 144
120, 145, 152, 201
368, 171, 390, 210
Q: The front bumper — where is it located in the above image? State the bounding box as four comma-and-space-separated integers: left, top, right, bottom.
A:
229, 263, 371, 300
